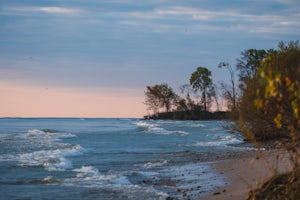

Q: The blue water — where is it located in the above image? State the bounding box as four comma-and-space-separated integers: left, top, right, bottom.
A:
0, 118, 250, 200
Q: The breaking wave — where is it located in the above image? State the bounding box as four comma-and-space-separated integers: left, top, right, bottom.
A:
17, 144, 84, 171
135, 121, 188, 136
0, 129, 84, 171
193, 134, 244, 147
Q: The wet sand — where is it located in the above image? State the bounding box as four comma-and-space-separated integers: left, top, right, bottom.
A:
200, 149, 292, 200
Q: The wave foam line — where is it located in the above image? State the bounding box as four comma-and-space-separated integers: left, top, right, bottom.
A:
135, 121, 188, 136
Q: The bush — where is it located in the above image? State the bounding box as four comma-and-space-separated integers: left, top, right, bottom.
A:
237, 41, 300, 147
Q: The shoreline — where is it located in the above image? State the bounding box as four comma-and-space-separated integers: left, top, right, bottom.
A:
200, 149, 292, 199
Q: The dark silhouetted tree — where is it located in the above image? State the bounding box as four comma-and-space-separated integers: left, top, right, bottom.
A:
144, 83, 178, 113
190, 67, 213, 111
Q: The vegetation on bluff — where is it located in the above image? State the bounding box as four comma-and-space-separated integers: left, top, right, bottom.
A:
244, 41, 300, 199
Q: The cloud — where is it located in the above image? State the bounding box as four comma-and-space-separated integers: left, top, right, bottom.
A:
2, 6, 81, 15
37, 6, 79, 14
1, 1, 299, 86
113, 5, 300, 35
126, 6, 213, 21
91, 5, 299, 35
2, 2, 299, 35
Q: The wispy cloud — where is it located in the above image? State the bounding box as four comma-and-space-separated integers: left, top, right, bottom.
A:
2, 6, 81, 15
110, 5, 300, 35
3, 2, 298, 35
37, 6, 79, 14
0, 0, 299, 92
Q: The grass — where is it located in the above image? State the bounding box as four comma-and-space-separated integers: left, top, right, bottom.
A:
248, 167, 300, 200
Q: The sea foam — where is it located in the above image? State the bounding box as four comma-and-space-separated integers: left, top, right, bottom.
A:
6, 129, 84, 171
65, 166, 132, 188
193, 134, 243, 147
135, 121, 188, 136
17, 144, 84, 171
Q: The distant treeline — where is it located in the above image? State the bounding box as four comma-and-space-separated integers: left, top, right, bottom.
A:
144, 111, 228, 120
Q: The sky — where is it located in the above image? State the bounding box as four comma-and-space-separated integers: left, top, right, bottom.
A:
0, 0, 299, 118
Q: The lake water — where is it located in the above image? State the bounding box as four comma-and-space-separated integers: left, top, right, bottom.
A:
0, 118, 251, 199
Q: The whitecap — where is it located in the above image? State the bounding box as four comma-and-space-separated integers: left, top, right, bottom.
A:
42, 176, 61, 184
74, 166, 99, 176
135, 121, 157, 130
66, 166, 132, 188
209, 127, 223, 131
188, 123, 206, 127
143, 160, 168, 168
216, 135, 243, 143
25, 129, 76, 139
150, 128, 189, 136
135, 121, 188, 136
193, 134, 243, 147
16, 145, 84, 171
193, 141, 226, 147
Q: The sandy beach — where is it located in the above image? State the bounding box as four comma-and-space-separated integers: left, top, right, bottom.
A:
201, 149, 292, 200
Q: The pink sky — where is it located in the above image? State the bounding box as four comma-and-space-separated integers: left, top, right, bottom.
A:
0, 81, 146, 118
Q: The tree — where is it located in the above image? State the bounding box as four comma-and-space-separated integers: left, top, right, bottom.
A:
144, 86, 160, 114
218, 62, 237, 110
178, 84, 198, 111
211, 84, 221, 111
190, 67, 213, 111
236, 49, 267, 89
144, 83, 178, 113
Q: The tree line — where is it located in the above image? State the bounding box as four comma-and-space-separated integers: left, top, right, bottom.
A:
144, 57, 238, 116
144, 67, 217, 116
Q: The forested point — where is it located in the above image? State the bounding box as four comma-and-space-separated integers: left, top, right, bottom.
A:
144, 111, 228, 120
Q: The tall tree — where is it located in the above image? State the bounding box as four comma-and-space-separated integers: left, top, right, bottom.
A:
144, 83, 178, 113
190, 67, 213, 111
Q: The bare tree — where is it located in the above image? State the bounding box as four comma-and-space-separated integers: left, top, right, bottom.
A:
218, 62, 237, 111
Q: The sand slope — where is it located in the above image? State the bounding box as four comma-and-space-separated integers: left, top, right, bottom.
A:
201, 150, 292, 200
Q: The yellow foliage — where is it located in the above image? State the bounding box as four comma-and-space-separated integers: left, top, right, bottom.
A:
274, 113, 282, 129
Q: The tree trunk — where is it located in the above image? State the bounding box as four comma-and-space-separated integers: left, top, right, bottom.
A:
232, 79, 236, 110
203, 89, 207, 111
